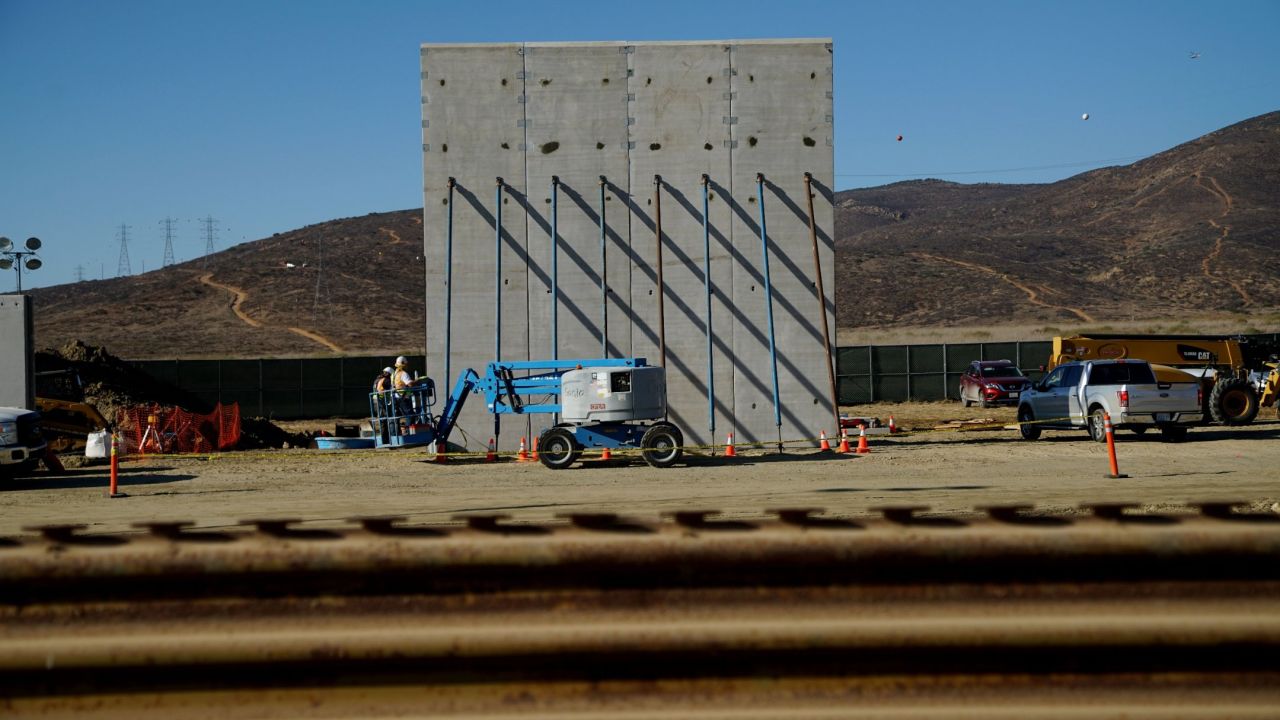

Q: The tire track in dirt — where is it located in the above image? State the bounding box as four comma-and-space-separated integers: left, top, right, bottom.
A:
1195, 173, 1251, 306
198, 273, 263, 328
198, 272, 346, 352
914, 252, 1096, 323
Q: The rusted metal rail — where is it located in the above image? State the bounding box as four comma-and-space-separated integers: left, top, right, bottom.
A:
3, 502, 1280, 718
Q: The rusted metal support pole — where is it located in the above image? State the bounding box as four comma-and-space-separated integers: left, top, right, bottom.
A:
654, 174, 666, 368
701, 173, 715, 436
550, 175, 560, 361
598, 176, 608, 356
804, 172, 840, 435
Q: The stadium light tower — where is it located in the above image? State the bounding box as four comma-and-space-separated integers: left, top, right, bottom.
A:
0, 236, 43, 293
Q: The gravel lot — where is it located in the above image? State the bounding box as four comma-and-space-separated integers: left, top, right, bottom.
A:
5, 399, 1278, 538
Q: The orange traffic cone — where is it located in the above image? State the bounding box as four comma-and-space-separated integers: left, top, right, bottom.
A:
486, 437, 496, 463
836, 429, 851, 453
888, 415, 899, 434
819, 430, 831, 451
434, 441, 447, 464
516, 436, 530, 462
531, 437, 539, 462
601, 446, 612, 461
724, 432, 737, 458
855, 426, 870, 454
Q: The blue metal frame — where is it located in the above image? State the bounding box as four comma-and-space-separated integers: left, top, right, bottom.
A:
369, 383, 438, 449
756, 173, 782, 430
433, 357, 647, 448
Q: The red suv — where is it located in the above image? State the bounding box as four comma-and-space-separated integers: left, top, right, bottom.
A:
959, 360, 1031, 408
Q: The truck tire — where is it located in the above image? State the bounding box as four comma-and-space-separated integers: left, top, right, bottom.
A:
1017, 406, 1040, 440
538, 427, 579, 470
1088, 407, 1108, 443
1209, 377, 1260, 425
640, 422, 683, 469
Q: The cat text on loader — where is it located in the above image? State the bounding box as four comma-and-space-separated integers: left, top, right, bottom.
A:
1050, 335, 1280, 425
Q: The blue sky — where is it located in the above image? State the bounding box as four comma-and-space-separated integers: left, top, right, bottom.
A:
2, 0, 1277, 290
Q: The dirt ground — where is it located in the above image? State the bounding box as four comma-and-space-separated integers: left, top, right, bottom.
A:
4, 402, 1278, 537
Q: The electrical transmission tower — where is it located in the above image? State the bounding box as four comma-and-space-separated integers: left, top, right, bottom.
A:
199, 215, 219, 266
74, 265, 85, 282
160, 217, 177, 267
116, 223, 132, 276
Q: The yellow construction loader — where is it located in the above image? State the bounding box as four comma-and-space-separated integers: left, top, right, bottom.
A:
34, 370, 111, 454
1050, 334, 1280, 425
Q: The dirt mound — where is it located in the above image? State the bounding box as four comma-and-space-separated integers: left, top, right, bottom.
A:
35, 340, 308, 450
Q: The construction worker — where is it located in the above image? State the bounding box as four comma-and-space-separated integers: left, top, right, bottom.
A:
371, 368, 393, 440
391, 356, 421, 430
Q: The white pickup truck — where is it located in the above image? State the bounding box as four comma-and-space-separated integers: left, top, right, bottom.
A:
1016, 359, 1203, 442
1, 406, 46, 479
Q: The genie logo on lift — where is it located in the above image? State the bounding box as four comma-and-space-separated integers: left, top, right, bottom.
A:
564, 387, 585, 399
1177, 344, 1215, 362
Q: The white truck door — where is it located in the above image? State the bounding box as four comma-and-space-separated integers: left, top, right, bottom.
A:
1063, 364, 1087, 419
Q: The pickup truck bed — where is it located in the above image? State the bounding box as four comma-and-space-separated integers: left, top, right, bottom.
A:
1016, 360, 1202, 442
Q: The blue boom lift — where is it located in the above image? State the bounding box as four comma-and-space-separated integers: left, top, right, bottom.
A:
370, 357, 683, 469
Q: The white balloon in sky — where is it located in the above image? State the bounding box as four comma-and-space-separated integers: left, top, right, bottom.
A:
1082, 112, 1090, 120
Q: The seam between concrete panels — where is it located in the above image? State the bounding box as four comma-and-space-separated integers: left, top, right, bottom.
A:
624, 44, 636, 359
520, 43, 531, 368
726, 43, 739, 438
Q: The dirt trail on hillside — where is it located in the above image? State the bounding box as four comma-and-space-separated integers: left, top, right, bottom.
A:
915, 253, 1095, 323
198, 272, 346, 353
1196, 173, 1251, 306
379, 227, 404, 245
198, 273, 263, 328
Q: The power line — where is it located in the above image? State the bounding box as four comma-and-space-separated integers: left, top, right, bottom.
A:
74, 265, 84, 282
161, 217, 177, 267
199, 215, 219, 266
116, 223, 132, 276
835, 154, 1150, 179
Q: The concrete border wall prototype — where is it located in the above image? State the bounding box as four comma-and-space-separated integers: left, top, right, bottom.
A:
0, 295, 35, 410
422, 39, 835, 449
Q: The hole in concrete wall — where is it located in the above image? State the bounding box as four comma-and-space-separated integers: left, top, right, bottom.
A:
748, 74, 754, 82
540, 141, 560, 154
501, 142, 510, 149
441, 143, 448, 153
706, 76, 712, 84
748, 196, 756, 204
704, 142, 713, 151
442, 198, 448, 205
503, 198, 509, 204
649, 142, 661, 151
748, 136, 758, 147
501, 78, 508, 86
810, 72, 816, 79
646, 199, 651, 205
545, 198, 551, 204
803, 136, 816, 147
439, 79, 446, 86
645, 77, 652, 86
597, 142, 605, 150
540, 78, 552, 86
602, 77, 610, 85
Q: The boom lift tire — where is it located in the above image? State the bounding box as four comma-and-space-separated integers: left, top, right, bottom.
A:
640, 422, 683, 469
538, 427, 580, 470
1209, 377, 1260, 426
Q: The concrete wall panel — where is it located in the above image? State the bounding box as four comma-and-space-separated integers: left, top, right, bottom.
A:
422, 44, 530, 447
523, 43, 631, 368
627, 43, 736, 445
423, 39, 835, 452
0, 295, 35, 409
728, 41, 837, 444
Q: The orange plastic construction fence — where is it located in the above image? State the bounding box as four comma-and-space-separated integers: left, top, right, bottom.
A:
117, 403, 241, 454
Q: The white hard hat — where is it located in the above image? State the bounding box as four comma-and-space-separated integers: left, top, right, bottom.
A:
382, 367, 393, 374
395, 356, 408, 367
